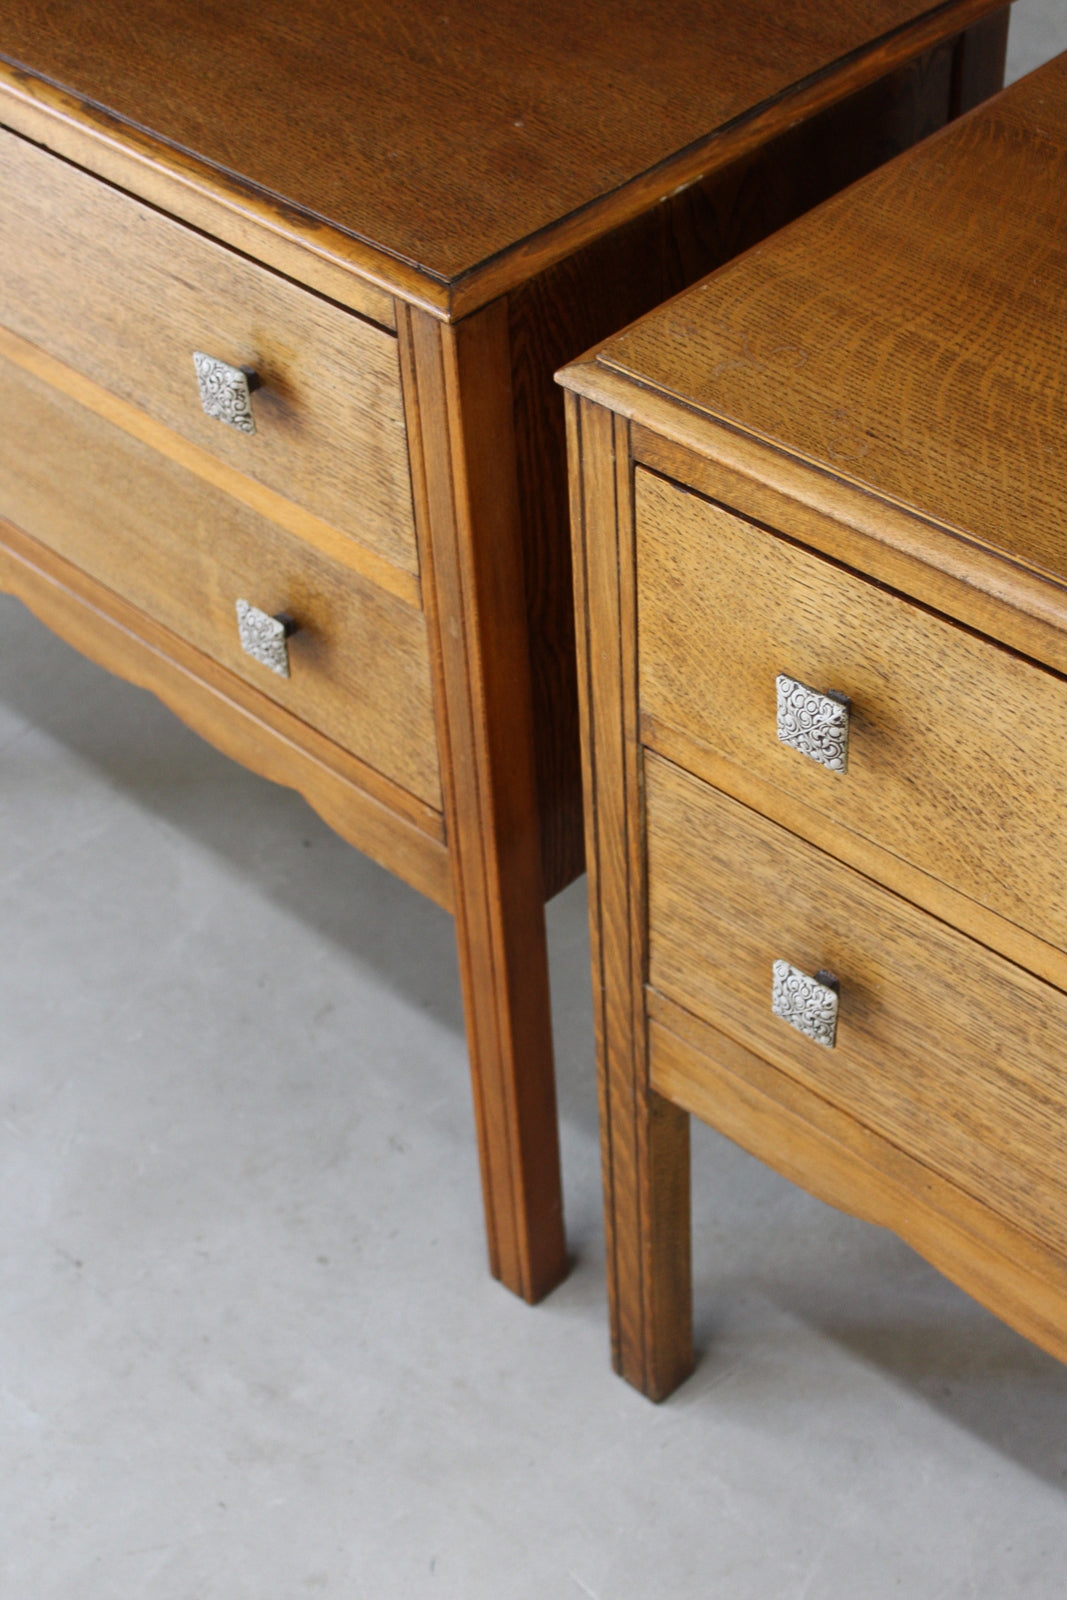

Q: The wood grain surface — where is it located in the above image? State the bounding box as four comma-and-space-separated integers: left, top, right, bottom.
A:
0, 66, 409, 323
400, 300, 566, 1303
646, 753, 1067, 1262
0, 324, 420, 611
568, 393, 693, 1399
641, 704, 1067, 996
557, 27, 1067, 1401
0, 0, 1012, 1314
511, 32, 967, 899
628, 421, 1067, 679
599, 51, 1067, 581
648, 996, 1067, 1373
0, 352, 441, 809
636, 469, 1067, 959
0, 129, 417, 573
0, 514, 451, 906
0, 0, 1008, 301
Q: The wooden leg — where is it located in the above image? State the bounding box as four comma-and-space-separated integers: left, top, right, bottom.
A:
449, 836, 566, 1305
950, 6, 1009, 119
609, 1090, 692, 1402
398, 300, 567, 1304
568, 394, 694, 1398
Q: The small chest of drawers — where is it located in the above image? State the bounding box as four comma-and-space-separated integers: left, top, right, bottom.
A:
561, 49, 1067, 1398
0, 0, 1011, 1304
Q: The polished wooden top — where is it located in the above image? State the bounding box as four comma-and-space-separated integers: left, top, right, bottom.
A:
0, 0, 1004, 298
567, 53, 1067, 590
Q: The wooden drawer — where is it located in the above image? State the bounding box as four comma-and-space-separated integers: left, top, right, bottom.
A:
0, 351, 441, 809
636, 468, 1067, 957
0, 128, 417, 575
645, 751, 1067, 1259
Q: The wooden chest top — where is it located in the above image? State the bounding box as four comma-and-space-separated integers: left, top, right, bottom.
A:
0, 0, 1006, 309
573, 51, 1067, 592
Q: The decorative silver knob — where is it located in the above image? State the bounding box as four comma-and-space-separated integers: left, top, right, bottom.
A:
771, 960, 839, 1048
776, 674, 850, 772
193, 352, 261, 433
235, 600, 296, 678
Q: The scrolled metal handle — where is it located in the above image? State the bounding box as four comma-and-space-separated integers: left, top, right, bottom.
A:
771, 960, 839, 1048
235, 599, 297, 678
776, 673, 850, 772
193, 351, 261, 434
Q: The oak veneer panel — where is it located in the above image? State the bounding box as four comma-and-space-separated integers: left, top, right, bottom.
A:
645, 752, 1067, 1262
0, 324, 420, 611
0, 0, 1006, 294
0, 65, 407, 326
646, 1001, 1067, 1373
636, 469, 1067, 957
602, 53, 1067, 583
0, 353, 441, 809
997, 42, 1067, 141
642, 705, 1067, 996
0, 512, 450, 906
0, 129, 417, 575
627, 422, 1067, 682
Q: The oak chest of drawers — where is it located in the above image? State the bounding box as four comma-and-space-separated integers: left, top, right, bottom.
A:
0, 0, 1010, 1301
561, 49, 1067, 1396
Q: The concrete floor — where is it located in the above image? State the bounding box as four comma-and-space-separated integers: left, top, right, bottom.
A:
4, 5, 1067, 1594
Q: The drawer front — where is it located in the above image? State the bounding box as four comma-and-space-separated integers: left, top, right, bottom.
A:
635, 468, 1067, 955
0, 128, 417, 575
0, 353, 441, 809
646, 752, 1067, 1258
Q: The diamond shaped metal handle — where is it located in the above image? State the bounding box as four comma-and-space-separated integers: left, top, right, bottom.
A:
776, 674, 850, 773
235, 600, 296, 678
193, 352, 260, 433
772, 960, 839, 1048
